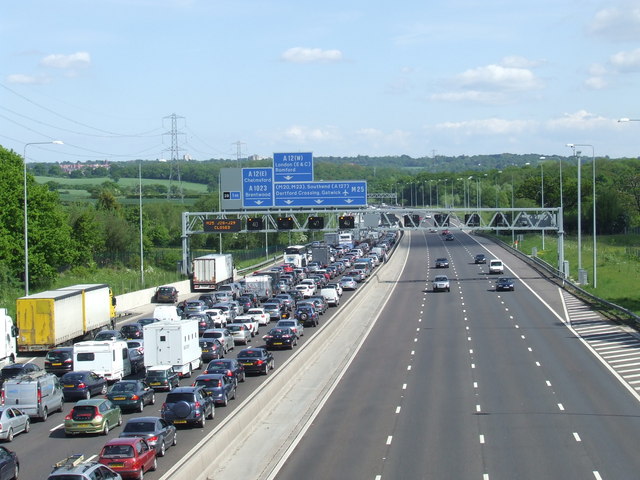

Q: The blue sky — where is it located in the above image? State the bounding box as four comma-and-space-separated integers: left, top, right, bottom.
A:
2, 0, 640, 163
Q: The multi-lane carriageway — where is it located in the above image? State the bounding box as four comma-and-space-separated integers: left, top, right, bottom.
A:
13, 228, 640, 480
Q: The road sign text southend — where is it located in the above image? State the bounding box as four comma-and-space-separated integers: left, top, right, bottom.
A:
274, 152, 313, 182
274, 181, 367, 207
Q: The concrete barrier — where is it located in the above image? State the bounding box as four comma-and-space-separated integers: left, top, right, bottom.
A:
114, 280, 191, 316
159, 234, 409, 480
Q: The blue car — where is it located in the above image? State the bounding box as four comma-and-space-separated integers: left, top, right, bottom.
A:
193, 374, 237, 406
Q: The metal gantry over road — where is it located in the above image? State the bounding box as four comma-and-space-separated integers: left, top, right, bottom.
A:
181, 206, 565, 275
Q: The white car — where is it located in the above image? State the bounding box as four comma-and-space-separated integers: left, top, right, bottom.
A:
246, 307, 270, 326
296, 283, 315, 298
204, 308, 228, 327
234, 315, 259, 336
432, 275, 451, 292
326, 282, 343, 296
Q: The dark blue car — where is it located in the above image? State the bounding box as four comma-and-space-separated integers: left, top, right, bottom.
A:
193, 374, 237, 406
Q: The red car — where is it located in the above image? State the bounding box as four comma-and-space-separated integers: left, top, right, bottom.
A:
99, 437, 157, 479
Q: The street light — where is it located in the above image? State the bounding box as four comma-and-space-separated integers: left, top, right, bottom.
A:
23, 140, 64, 296
566, 143, 596, 287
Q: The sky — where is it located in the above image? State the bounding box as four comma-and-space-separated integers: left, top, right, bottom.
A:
2, 0, 640, 163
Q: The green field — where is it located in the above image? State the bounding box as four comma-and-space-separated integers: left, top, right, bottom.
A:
34, 176, 209, 193
510, 233, 640, 314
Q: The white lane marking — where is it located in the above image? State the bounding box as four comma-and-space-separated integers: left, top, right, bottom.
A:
593, 472, 603, 480
471, 363, 476, 369
521, 335, 526, 339
414, 338, 418, 342
558, 403, 565, 411
395, 406, 401, 414
386, 436, 392, 445
573, 432, 581, 442
473, 382, 478, 389
402, 384, 407, 390
536, 361, 541, 367
407, 365, 412, 371
375, 476, 382, 480
479, 434, 485, 444
411, 350, 415, 355
469, 349, 474, 354
546, 381, 552, 387
50, 423, 64, 432
468, 337, 472, 341
528, 347, 533, 352
483, 474, 490, 480
476, 405, 481, 412
416, 328, 420, 332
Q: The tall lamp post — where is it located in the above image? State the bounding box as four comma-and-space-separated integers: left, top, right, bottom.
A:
23, 140, 64, 296
566, 143, 596, 287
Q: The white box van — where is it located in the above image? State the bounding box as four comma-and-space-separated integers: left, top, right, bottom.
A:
320, 288, 340, 307
1, 370, 64, 420
73, 340, 132, 382
153, 305, 181, 322
489, 259, 504, 274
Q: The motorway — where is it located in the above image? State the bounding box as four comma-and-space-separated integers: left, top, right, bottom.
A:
13, 228, 640, 479
272, 230, 640, 480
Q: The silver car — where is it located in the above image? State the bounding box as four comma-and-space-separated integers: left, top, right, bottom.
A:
340, 276, 357, 290
202, 328, 234, 353
432, 275, 451, 292
275, 319, 304, 338
0, 406, 30, 441
227, 323, 252, 345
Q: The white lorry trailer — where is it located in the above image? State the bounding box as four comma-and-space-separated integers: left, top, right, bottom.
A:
73, 340, 132, 382
16, 284, 115, 352
190, 253, 234, 292
143, 320, 201, 377
0, 309, 18, 366
242, 275, 273, 302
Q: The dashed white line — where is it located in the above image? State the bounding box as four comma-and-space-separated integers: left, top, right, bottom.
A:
395, 406, 401, 414
558, 403, 565, 411
593, 471, 603, 479
479, 434, 485, 444
407, 365, 412, 371
573, 432, 581, 442
476, 404, 482, 412
536, 361, 541, 367
473, 382, 478, 389
386, 436, 393, 445
546, 380, 552, 387
402, 384, 407, 390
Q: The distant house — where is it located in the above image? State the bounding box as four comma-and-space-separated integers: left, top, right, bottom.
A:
59, 160, 111, 173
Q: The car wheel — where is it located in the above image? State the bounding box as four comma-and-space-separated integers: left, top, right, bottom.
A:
167, 382, 173, 392
232, 388, 237, 400
207, 407, 214, 419
117, 412, 123, 426
24, 418, 30, 433
138, 400, 144, 413
199, 415, 206, 428
158, 441, 166, 457
103, 422, 110, 435
85, 390, 91, 400
58, 397, 64, 413
100, 384, 107, 395
263, 364, 269, 375
137, 467, 144, 480
222, 394, 228, 407
41, 407, 48, 422
6, 428, 13, 442
172, 432, 178, 445
151, 456, 158, 472
150, 393, 156, 405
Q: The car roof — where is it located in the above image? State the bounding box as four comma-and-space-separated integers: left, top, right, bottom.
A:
104, 437, 142, 446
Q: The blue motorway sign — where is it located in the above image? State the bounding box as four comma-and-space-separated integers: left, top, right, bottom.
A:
273, 152, 313, 182
274, 181, 367, 207
242, 168, 273, 207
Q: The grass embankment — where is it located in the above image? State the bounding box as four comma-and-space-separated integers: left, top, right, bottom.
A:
510, 233, 640, 314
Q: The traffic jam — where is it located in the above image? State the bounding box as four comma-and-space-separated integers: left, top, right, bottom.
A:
1, 232, 398, 480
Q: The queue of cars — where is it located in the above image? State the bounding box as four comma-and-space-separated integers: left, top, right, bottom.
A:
3, 231, 399, 479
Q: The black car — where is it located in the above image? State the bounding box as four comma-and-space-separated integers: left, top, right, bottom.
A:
264, 327, 298, 350
107, 380, 156, 412
145, 366, 180, 391
0, 362, 41, 386
119, 416, 177, 457
138, 317, 160, 327
155, 286, 178, 303
445, 233, 455, 241
161, 386, 215, 428
189, 314, 215, 335
199, 338, 224, 362
237, 295, 254, 312
204, 358, 245, 385
435, 257, 449, 268
60, 371, 108, 400
128, 348, 145, 374
474, 253, 487, 264
44, 347, 74, 376
496, 277, 515, 291
94, 330, 126, 341
236, 347, 275, 376
120, 322, 144, 340
193, 373, 237, 406
0, 446, 18, 480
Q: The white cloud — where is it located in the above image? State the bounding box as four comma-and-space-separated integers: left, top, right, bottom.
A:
589, 5, 640, 41
585, 76, 607, 89
5, 73, 50, 84
610, 48, 640, 72
546, 110, 613, 130
588, 63, 608, 76
458, 64, 542, 91
500, 55, 543, 69
281, 125, 341, 142
280, 47, 343, 64
40, 51, 91, 69
430, 90, 504, 103
434, 118, 534, 135
355, 128, 411, 147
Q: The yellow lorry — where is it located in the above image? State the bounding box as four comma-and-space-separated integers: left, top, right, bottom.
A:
16, 284, 116, 352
